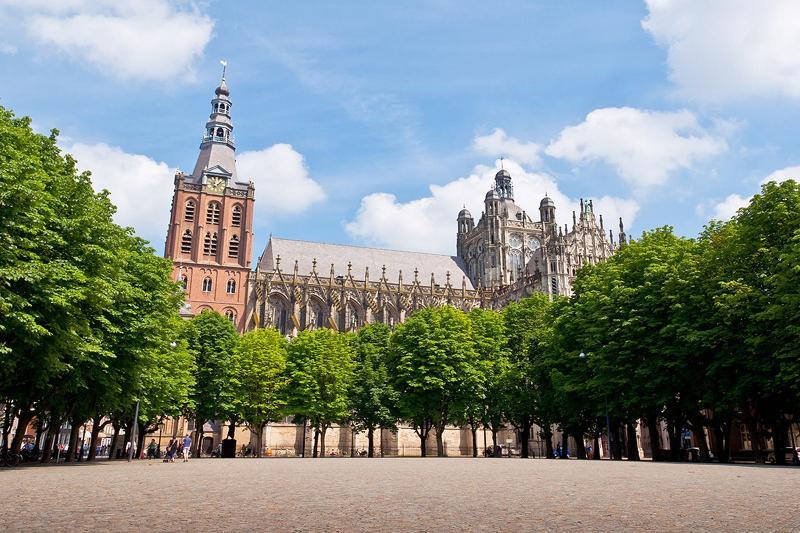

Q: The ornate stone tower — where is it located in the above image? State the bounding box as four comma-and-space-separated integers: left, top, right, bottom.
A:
164, 68, 255, 331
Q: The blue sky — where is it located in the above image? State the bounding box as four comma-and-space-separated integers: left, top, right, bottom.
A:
2, 0, 799, 257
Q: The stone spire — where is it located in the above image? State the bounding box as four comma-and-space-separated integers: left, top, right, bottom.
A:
191, 61, 239, 183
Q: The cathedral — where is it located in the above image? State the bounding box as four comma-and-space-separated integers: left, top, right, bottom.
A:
163, 72, 628, 456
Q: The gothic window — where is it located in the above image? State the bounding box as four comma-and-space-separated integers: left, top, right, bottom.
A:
551, 277, 558, 295
550, 260, 557, 272
228, 235, 239, 258
224, 309, 236, 323
345, 302, 362, 332
206, 202, 220, 224
180, 230, 192, 254
231, 205, 242, 227
203, 232, 218, 256
179, 275, 188, 291
202, 277, 212, 292
308, 300, 326, 330
269, 294, 290, 335
226, 279, 236, 294
509, 250, 523, 281
184, 199, 196, 221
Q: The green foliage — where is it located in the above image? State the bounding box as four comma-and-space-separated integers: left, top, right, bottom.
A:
285, 328, 355, 430
388, 306, 482, 454
231, 328, 288, 439
349, 323, 399, 437
185, 310, 238, 429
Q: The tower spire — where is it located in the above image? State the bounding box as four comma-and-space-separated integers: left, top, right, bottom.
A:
191, 65, 238, 182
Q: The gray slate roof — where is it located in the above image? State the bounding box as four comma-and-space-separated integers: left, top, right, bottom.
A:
259, 237, 474, 290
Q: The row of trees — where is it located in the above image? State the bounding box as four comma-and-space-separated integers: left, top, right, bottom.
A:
0, 106, 193, 462
3, 105, 797, 463
187, 180, 800, 463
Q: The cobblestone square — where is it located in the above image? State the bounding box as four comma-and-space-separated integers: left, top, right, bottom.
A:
1, 458, 798, 532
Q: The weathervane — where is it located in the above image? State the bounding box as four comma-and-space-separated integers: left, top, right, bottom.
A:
220, 59, 227, 79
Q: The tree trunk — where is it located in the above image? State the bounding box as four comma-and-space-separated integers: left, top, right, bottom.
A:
520, 421, 531, 458
574, 429, 587, 459
593, 423, 601, 460
367, 427, 374, 458
10, 405, 35, 454
419, 430, 428, 457
613, 423, 625, 460
65, 420, 81, 462
491, 428, 498, 449
319, 425, 327, 457
312, 425, 320, 458
34, 420, 45, 451
87, 415, 105, 461
41, 419, 60, 463
256, 423, 265, 457
560, 431, 569, 459
471, 425, 478, 458
647, 417, 661, 461
1, 403, 14, 453
435, 426, 445, 457
626, 422, 640, 461
136, 421, 147, 460
193, 419, 204, 458
772, 417, 787, 465
228, 419, 236, 440
543, 424, 554, 459
109, 421, 121, 460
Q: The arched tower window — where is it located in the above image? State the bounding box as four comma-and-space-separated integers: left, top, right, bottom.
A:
206, 202, 220, 224
179, 275, 188, 291
228, 235, 239, 258
203, 232, 218, 256
180, 230, 192, 254
231, 205, 242, 227
226, 279, 236, 294
184, 199, 196, 222
225, 309, 236, 323
215, 127, 225, 140
202, 277, 212, 292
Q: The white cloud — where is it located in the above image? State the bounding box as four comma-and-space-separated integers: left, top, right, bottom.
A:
237, 143, 326, 217
763, 165, 800, 185
6, 0, 213, 81
65, 142, 175, 243
642, 0, 800, 102
473, 128, 541, 167
707, 165, 800, 220
0, 42, 16, 55
545, 107, 726, 190
711, 193, 750, 221
63, 141, 324, 247
345, 158, 638, 255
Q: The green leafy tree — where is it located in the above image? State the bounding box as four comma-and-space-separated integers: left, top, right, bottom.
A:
231, 328, 288, 457
185, 310, 238, 456
286, 328, 354, 457
349, 323, 399, 457
465, 308, 508, 456
388, 306, 481, 457
502, 293, 555, 458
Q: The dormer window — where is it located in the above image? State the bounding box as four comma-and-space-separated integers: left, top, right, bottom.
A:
206, 202, 220, 224
231, 205, 242, 227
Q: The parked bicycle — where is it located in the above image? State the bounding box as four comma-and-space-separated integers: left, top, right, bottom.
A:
0, 449, 22, 467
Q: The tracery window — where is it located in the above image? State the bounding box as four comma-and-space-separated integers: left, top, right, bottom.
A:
179, 275, 188, 291
231, 205, 242, 227
228, 235, 239, 258
202, 277, 212, 292
203, 232, 218, 256
180, 230, 192, 254
226, 279, 236, 294
206, 202, 221, 224
184, 199, 196, 222
224, 309, 236, 323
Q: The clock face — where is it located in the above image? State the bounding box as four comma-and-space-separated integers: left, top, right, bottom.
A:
509, 234, 522, 249
527, 236, 541, 251
208, 176, 225, 192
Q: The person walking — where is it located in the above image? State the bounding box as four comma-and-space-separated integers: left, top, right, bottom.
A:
182, 434, 192, 462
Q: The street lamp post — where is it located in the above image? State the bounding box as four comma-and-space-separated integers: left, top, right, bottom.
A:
579, 351, 613, 460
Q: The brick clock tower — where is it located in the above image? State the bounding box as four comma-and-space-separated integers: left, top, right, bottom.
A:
164, 70, 254, 331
